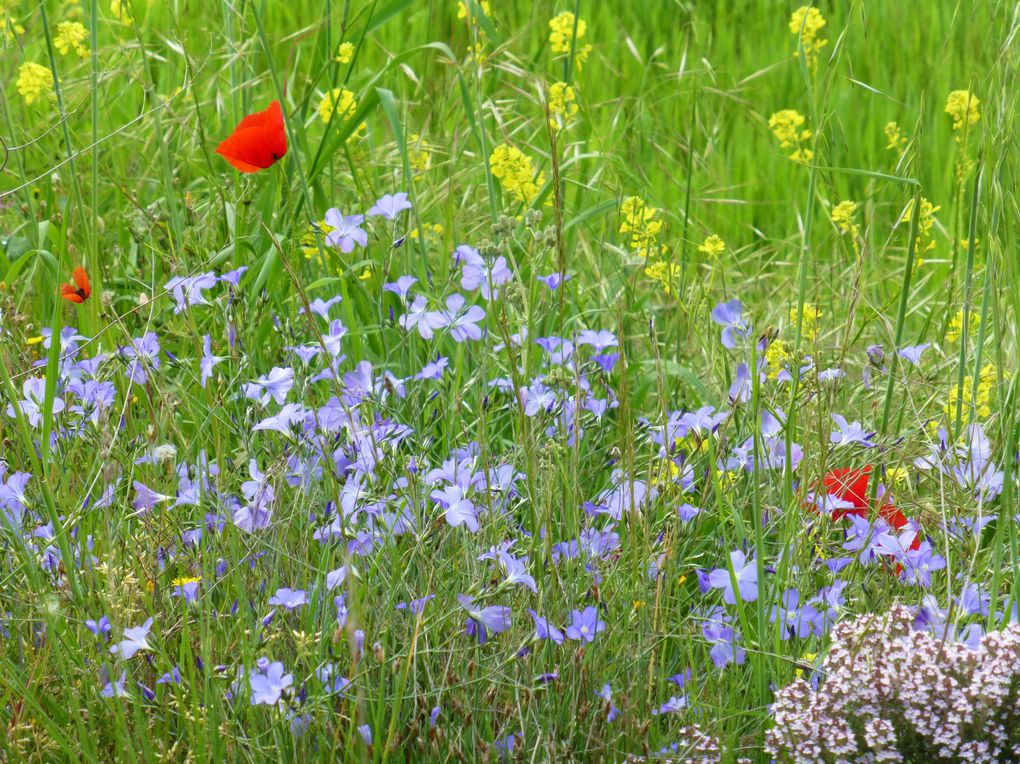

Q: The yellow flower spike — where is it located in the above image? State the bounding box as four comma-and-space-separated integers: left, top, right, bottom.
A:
16, 63, 54, 105
945, 90, 980, 131
884, 121, 908, 154
547, 82, 578, 131
490, 144, 545, 205
54, 21, 89, 58
548, 11, 586, 54
768, 110, 813, 163
318, 88, 358, 125
790, 303, 821, 341
788, 6, 827, 69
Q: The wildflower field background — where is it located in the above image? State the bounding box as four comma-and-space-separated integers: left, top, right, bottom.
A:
1, 0, 1019, 761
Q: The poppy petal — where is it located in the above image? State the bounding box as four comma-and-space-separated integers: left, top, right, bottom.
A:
216, 100, 288, 173
72, 266, 91, 298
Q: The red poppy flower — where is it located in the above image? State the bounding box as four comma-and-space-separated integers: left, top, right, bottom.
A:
817, 465, 911, 532
215, 100, 288, 173
60, 266, 91, 304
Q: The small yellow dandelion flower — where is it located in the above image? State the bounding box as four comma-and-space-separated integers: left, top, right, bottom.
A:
697, 234, 726, 258
55, 21, 89, 58
945, 90, 980, 131
318, 88, 358, 125
16, 63, 54, 106
110, 0, 133, 25
335, 41, 355, 64
547, 81, 578, 130
490, 143, 545, 205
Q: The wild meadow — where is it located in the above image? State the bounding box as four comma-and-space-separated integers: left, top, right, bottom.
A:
0, 1, 1018, 761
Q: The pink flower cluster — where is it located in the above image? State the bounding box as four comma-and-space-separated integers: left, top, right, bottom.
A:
767, 605, 1020, 762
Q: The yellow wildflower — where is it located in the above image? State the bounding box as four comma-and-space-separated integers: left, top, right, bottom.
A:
335, 42, 355, 64
768, 109, 813, 164
900, 197, 940, 255
457, 0, 491, 18
644, 260, 681, 295
489, 143, 545, 206
790, 303, 821, 341
794, 652, 817, 680
697, 234, 726, 258
467, 41, 487, 64
15, 63, 54, 105
110, 0, 133, 25
408, 133, 432, 174
547, 81, 578, 131
884, 121, 908, 154
409, 223, 445, 243
764, 339, 790, 381
318, 88, 357, 125
25, 336, 44, 346
2, 13, 24, 41
830, 201, 859, 236
945, 90, 980, 131
171, 576, 202, 587
885, 467, 909, 485
547, 11, 592, 68
302, 219, 335, 260
945, 363, 997, 420
788, 6, 827, 69
55, 21, 89, 57
619, 196, 663, 258
549, 11, 586, 54
946, 309, 979, 343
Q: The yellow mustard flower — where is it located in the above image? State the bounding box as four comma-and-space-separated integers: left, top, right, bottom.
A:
764, 339, 790, 381
318, 88, 357, 125
335, 42, 355, 64
884, 121, 908, 154
945, 90, 980, 131
788, 6, 827, 69
55, 21, 89, 57
547, 81, 578, 130
697, 234, 726, 258
790, 303, 821, 341
644, 260, 681, 295
457, 0, 491, 19
946, 309, 979, 343
548, 11, 591, 68
16, 63, 54, 105
110, 0, 133, 25
831, 201, 861, 255
768, 109, 813, 164
619, 196, 663, 258
490, 143, 545, 205
408, 133, 432, 174
900, 197, 940, 256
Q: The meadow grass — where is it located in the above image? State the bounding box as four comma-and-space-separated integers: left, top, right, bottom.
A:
0, 0, 1018, 761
